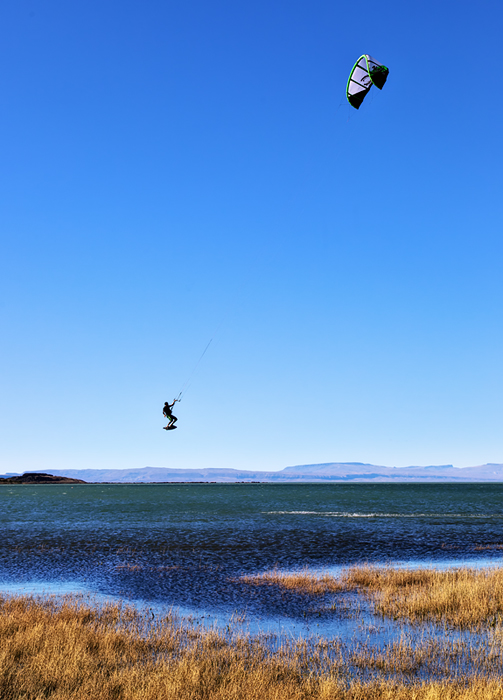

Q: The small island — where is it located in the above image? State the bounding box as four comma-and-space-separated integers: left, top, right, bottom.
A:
0, 472, 86, 484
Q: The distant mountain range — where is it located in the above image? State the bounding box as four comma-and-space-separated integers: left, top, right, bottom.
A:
3, 462, 503, 483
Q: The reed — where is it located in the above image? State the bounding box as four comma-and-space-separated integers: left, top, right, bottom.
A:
241, 565, 503, 629
1, 592, 503, 699
239, 567, 344, 594
344, 566, 503, 629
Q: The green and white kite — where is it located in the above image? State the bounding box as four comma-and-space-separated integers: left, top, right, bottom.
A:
346, 55, 389, 109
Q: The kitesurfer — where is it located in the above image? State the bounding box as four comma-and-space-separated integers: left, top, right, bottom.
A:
163, 400, 178, 429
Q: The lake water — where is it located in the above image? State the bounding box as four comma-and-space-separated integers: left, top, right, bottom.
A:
1, 482, 502, 636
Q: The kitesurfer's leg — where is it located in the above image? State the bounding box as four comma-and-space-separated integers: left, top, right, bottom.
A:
168, 415, 178, 427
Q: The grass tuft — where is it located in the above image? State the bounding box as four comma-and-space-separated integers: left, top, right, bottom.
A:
239, 568, 344, 595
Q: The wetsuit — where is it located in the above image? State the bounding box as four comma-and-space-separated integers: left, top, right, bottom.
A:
163, 401, 177, 426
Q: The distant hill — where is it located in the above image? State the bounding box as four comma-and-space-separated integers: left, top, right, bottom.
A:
0, 472, 86, 485
3, 463, 503, 483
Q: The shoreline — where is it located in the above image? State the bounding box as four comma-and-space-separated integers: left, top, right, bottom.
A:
2, 559, 503, 640
2, 564, 503, 699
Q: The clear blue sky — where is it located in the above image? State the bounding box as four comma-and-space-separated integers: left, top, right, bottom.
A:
1, 0, 502, 474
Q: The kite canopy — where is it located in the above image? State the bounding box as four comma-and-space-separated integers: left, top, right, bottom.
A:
346, 55, 389, 109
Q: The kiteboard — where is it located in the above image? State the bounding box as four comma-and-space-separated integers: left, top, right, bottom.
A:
163, 425, 178, 431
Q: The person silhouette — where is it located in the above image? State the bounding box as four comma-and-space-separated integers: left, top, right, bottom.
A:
163, 400, 178, 430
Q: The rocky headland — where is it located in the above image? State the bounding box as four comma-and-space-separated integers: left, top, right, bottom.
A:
0, 472, 86, 484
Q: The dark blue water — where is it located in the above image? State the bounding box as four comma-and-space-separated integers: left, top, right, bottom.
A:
1, 483, 502, 618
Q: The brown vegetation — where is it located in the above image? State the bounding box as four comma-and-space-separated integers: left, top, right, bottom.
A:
343, 565, 503, 629
241, 566, 503, 629
1, 590, 503, 700
239, 568, 345, 594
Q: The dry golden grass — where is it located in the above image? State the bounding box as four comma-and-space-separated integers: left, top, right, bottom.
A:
1, 592, 503, 700
344, 566, 503, 629
239, 568, 345, 594
240, 565, 503, 629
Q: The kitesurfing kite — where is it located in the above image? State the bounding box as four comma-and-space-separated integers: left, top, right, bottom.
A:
346, 55, 389, 109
